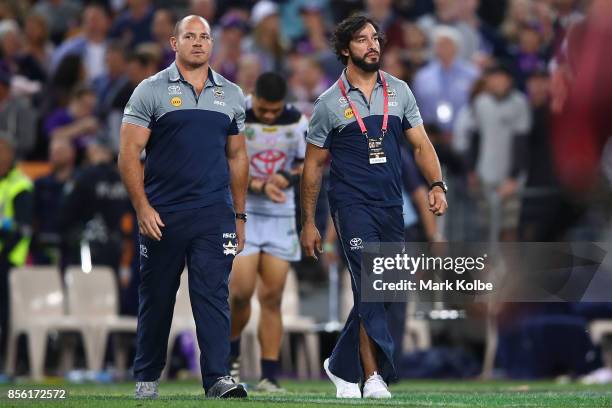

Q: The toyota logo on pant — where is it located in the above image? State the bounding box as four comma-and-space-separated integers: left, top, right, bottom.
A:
350, 237, 363, 250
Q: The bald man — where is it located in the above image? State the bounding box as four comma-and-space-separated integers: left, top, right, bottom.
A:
119, 15, 248, 399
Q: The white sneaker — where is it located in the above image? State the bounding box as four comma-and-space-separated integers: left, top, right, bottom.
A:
581, 367, 612, 384
135, 380, 159, 399
363, 372, 391, 398
323, 358, 361, 398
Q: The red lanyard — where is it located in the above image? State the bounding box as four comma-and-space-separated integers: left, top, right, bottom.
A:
337, 70, 389, 139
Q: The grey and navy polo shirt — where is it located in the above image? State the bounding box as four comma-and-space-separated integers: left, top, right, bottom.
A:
122, 62, 245, 212
306, 70, 423, 211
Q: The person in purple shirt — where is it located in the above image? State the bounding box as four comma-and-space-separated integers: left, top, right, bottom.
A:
508, 23, 549, 90
44, 86, 100, 157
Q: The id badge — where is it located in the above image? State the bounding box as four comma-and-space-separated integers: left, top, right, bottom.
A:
368, 137, 387, 164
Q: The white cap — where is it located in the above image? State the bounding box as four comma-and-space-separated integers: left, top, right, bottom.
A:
251, 0, 279, 27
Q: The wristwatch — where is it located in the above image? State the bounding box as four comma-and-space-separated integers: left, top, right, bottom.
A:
429, 181, 448, 194
235, 212, 248, 222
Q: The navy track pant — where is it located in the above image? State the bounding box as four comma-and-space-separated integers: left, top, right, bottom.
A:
329, 204, 404, 384
133, 203, 236, 391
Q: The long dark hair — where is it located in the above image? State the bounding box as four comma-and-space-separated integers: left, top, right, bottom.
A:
331, 14, 385, 66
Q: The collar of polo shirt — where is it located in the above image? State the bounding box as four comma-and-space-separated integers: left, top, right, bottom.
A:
168, 62, 223, 87
341, 68, 384, 92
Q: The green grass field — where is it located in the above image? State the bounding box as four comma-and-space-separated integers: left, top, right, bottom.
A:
2, 379, 612, 407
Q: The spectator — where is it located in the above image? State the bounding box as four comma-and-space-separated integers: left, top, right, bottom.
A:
457, 0, 509, 61
532, 0, 556, 48
0, 71, 38, 160
412, 25, 479, 135
401, 22, 429, 79
44, 86, 100, 157
51, 4, 111, 83
32, 0, 81, 45
190, 0, 218, 23
508, 23, 548, 89
293, 4, 330, 55
93, 42, 129, 121
237, 53, 262, 96
366, 0, 404, 48
462, 65, 531, 240
32, 138, 76, 265
211, 12, 248, 83
243, 1, 287, 73
500, 0, 560, 46
501, 0, 535, 46
417, 0, 480, 60
44, 53, 85, 114
151, 8, 176, 70
0, 20, 46, 86
23, 13, 54, 79
289, 56, 330, 117
293, 4, 342, 81
109, 0, 155, 48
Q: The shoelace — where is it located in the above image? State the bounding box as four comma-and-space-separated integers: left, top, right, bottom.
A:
136, 382, 158, 392
366, 373, 386, 386
217, 375, 235, 384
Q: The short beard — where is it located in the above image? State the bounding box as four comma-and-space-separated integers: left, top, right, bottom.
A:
349, 50, 381, 73
184, 59, 208, 70
178, 54, 208, 70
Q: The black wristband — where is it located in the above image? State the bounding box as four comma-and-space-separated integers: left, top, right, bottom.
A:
235, 212, 247, 222
429, 181, 448, 194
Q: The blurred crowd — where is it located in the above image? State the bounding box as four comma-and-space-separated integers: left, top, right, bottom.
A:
0, 0, 611, 380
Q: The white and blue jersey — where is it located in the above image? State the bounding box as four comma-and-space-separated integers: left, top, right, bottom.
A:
122, 62, 246, 212
306, 69, 423, 211
244, 98, 307, 217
